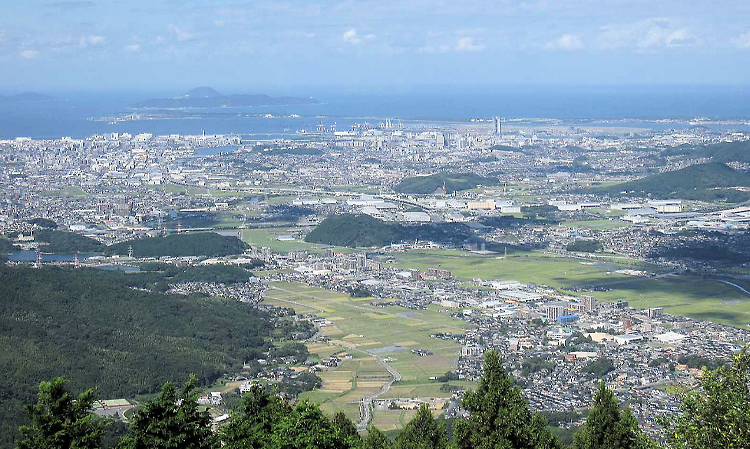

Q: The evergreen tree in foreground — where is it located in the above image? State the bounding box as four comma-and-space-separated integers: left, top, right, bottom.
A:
662, 346, 750, 449
221, 385, 292, 449
454, 350, 560, 449
221, 384, 361, 449
395, 403, 449, 449
118, 375, 218, 449
365, 426, 395, 449
573, 382, 657, 449
16, 377, 107, 449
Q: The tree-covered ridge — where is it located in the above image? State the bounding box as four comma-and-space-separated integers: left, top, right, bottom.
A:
662, 140, 750, 164
394, 172, 499, 194
304, 214, 481, 248
305, 214, 401, 247
33, 229, 105, 253
105, 232, 249, 257
593, 162, 750, 202
0, 264, 289, 447
102, 262, 259, 292
566, 240, 603, 253
26, 218, 57, 229
0, 236, 19, 253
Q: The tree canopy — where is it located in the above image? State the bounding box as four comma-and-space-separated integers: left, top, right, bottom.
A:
573, 382, 656, 449
454, 350, 560, 449
662, 347, 750, 449
16, 378, 107, 449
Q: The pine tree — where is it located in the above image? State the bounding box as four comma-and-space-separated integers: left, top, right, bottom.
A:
16, 377, 107, 449
118, 375, 218, 449
395, 403, 448, 449
332, 410, 362, 448
573, 382, 657, 449
365, 427, 394, 449
454, 350, 560, 449
662, 346, 750, 449
271, 399, 342, 449
221, 385, 292, 449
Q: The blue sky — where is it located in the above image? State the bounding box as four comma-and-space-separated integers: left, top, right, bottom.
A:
2, 0, 750, 92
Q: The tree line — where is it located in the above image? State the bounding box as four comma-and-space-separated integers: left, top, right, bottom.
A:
13, 348, 750, 449
0, 264, 308, 448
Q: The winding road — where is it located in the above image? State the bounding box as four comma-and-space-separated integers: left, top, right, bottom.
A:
356, 351, 402, 431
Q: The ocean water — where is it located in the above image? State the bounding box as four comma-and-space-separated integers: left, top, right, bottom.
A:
1, 86, 749, 139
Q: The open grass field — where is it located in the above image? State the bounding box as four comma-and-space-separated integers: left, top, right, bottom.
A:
391, 249, 750, 329
241, 227, 356, 254
242, 228, 322, 253
583, 275, 750, 329
262, 281, 472, 426
40, 185, 90, 197
390, 250, 636, 288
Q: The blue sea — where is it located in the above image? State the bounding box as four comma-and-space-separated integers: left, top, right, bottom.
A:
1, 85, 749, 139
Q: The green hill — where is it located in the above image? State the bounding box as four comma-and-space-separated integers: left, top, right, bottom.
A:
304, 214, 482, 248
105, 232, 249, 257
0, 237, 18, 254
0, 264, 288, 447
394, 172, 498, 194
595, 162, 750, 202
305, 214, 403, 247
663, 140, 750, 163
34, 229, 104, 253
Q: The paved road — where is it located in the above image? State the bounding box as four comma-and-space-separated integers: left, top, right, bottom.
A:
265, 283, 456, 430
356, 351, 402, 431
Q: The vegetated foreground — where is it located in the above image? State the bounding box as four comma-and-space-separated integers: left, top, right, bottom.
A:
0, 264, 300, 448
13, 348, 750, 449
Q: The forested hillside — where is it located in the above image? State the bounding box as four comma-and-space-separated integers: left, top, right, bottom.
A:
394, 172, 498, 194
105, 232, 249, 257
594, 162, 750, 202
304, 214, 480, 248
0, 264, 284, 447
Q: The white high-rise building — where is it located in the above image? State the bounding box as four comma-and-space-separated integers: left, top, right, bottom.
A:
493, 116, 502, 135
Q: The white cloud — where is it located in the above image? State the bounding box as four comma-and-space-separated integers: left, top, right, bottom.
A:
543, 33, 583, 51
20, 49, 39, 59
168, 24, 192, 42
343, 28, 361, 45
79, 34, 105, 47
419, 44, 451, 54
730, 32, 750, 49
125, 44, 141, 52
455, 36, 485, 52
598, 18, 694, 50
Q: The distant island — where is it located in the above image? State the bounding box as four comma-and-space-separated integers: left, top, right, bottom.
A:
0, 92, 52, 103
130, 86, 316, 109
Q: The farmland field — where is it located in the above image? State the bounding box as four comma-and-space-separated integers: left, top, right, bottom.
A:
262, 281, 472, 426
391, 249, 750, 329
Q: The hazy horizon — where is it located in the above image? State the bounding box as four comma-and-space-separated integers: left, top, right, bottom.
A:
2, 1, 750, 91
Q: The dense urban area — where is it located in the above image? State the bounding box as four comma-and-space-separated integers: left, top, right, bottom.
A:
2, 110, 750, 448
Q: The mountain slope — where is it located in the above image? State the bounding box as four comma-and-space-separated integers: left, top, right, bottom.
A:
0, 264, 276, 447
104, 232, 249, 257
596, 162, 750, 202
